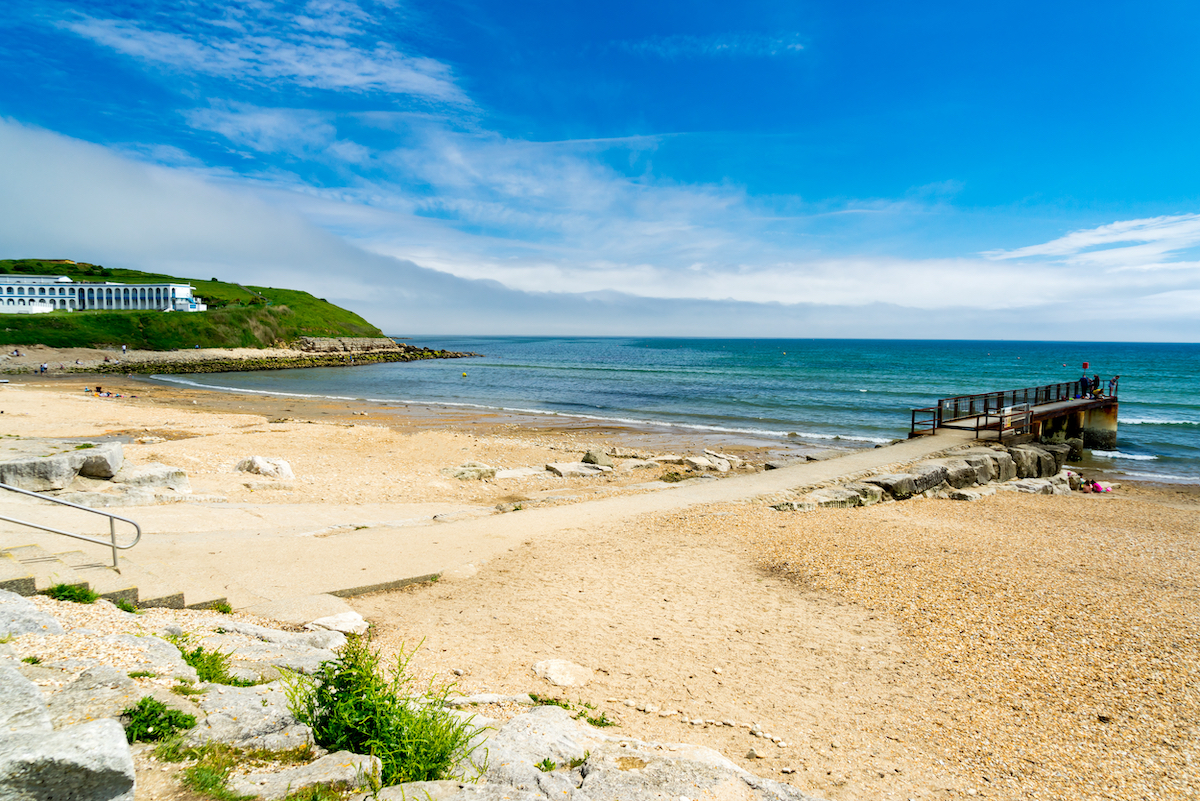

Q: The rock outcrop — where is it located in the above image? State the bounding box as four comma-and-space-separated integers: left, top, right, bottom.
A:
0, 718, 136, 801
236, 456, 295, 480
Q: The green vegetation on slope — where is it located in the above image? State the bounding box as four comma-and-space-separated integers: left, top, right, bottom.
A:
0, 258, 384, 350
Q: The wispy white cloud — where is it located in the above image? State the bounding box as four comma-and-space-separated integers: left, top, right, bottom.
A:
615, 32, 805, 59
59, 1, 469, 105
983, 213, 1200, 272
185, 105, 338, 155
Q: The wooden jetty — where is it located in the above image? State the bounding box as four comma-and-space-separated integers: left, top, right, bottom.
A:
910, 378, 1119, 449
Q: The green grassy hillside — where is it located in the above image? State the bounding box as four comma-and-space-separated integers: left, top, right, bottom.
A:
0, 259, 385, 350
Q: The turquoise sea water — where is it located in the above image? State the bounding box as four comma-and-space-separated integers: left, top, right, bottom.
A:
155, 338, 1200, 484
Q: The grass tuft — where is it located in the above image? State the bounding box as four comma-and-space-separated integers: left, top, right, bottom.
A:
121, 696, 197, 743
22, 655, 41, 665
114, 598, 140, 614
212, 601, 233, 614
43, 583, 100, 604
536, 757, 557, 772
167, 634, 257, 686
285, 635, 484, 786
155, 739, 320, 800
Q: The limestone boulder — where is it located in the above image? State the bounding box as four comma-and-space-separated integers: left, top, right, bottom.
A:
910, 463, 949, 494
187, 683, 313, 751
236, 456, 295, 480
1011, 446, 1055, 478
763, 458, 806, 470
864, 473, 917, 500
992, 451, 1017, 482
474, 706, 815, 801
305, 611, 369, 636
0, 453, 85, 491
804, 487, 861, 509
770, 500, 816, 512
920, 459, 976, 489
683, 456, 716, 471
533, 659, 593, 688
204, 619, 345, 651
0, 718, 135, 801
960, 453, 997, 484
704, 450, 743, 469
0, 590, 64, 638
368, 780, 470, 800
545, 463, 611, 478
228, 751, 380, 801
1065, 437, 1084, 461
0, 664, 51, 735
843, 482, 884, 506
1003, 478, 1055, 495
100, 635, 196, 682
46, 665, 193, 730
196, 637, 337, 675
581, 450, 614, 468
443, 462, 496, 481
113, 463, 190, 493
1008, 447, 1040, 479
77, 442, 125, 479
1039, 443, 1072, 473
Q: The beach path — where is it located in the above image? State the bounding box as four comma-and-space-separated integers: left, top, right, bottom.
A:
2, 429, 974, 608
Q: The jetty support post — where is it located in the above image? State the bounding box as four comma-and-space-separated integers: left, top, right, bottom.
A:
1082, 403, 1119, 450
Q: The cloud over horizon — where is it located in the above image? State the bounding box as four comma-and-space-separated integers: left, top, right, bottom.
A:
1, 117, 1197, 341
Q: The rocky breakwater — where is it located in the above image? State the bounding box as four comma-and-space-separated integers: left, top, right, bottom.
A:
771, 440, 1088, 512
63, 337, 478, 375
1, 592, 824, 801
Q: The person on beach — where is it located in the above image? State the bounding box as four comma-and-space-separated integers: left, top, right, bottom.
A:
1079, 374, 1090, 398
1092, 374, 1102, 398
122, 344, 127, 355
1109, 375, 1119, 396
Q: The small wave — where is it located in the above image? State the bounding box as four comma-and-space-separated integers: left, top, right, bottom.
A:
149, 375, 893, 444
1120, 418, 1199, 426
1115, 470, 1198, 482
1090, 450, 1158, 461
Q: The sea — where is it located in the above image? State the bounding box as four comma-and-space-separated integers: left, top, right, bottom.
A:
153, 338, 1200, 485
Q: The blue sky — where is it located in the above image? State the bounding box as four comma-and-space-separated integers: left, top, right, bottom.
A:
1, 0, 1198, 339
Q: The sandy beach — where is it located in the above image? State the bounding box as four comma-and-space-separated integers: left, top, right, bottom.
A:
1, 376, 1197, 801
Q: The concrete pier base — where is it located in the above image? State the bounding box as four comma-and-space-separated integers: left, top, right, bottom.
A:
1082, 404, 1118, 450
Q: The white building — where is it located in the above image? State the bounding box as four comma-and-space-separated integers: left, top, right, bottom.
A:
0, 275, 207, 313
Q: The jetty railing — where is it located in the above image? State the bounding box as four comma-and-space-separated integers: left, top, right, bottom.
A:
910, 377, 1119, 437
0, 482, 141, 568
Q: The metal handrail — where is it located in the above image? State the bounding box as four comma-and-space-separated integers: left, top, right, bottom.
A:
0, 482, 141, 568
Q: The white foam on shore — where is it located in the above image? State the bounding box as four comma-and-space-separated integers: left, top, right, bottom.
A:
1090, 450, 1158, 461
1120, 418, 1198, 426
1117, 470, 1196, 482
149, 375, 893, 444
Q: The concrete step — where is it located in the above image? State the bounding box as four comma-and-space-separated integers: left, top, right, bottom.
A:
94, 550, 229, 611
53, 550, 189, 609
0, 551, 36, 595
51, 550, 139, 605
0, 545, 89, 593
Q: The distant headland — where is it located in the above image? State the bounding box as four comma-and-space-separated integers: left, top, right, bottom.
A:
0, 258, 474, 372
